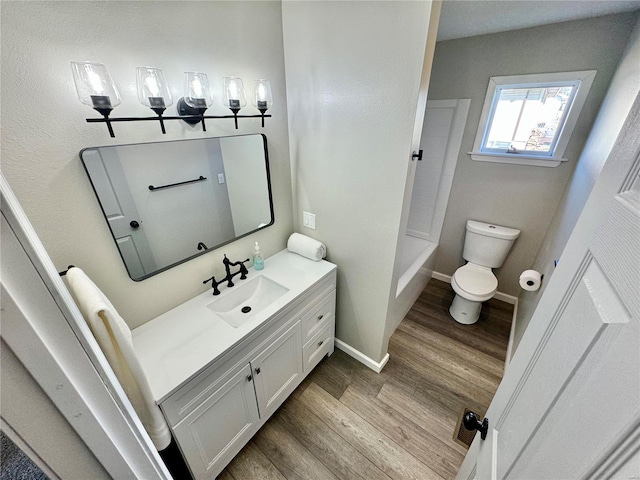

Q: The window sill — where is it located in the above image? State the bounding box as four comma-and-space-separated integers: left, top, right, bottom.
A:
468, 152, 567, 168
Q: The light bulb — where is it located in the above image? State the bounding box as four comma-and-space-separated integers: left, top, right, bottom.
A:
87, 70, 105, 95
144, 76, 160, 97
229, 82, 239, 98
192, 79, 202, 97
257, 83, 266, 100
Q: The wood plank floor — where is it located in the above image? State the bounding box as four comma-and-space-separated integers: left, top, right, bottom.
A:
217, 279, 513, 480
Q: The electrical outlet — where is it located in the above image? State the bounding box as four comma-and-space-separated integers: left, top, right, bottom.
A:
303, 211, 316, 229
218, 173, 225, 184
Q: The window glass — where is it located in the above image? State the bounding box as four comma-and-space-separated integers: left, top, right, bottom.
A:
483, 83, 578, 156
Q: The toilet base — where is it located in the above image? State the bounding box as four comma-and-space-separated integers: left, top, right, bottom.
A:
449, 294, 482, 325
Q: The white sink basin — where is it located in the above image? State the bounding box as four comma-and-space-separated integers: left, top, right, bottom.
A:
206, 275, 289, 327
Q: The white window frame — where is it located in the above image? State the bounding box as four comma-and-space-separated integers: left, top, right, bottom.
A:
469, 70, 596, 167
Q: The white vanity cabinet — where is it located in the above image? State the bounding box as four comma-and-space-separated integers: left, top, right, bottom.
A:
171, 320, 303, 478
133, 251, 336, 480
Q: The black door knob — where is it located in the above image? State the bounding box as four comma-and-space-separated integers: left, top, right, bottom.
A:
463, 411, 489, 440
130, 220, 140, 229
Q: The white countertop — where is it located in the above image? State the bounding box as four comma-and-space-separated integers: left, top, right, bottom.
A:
132, 249, 336, 403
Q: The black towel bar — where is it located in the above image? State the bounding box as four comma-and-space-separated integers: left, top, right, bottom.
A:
59, 265, 75, 276
149, 175, 207, 191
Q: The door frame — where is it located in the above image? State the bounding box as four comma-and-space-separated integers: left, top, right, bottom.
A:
1, 174, 170, 479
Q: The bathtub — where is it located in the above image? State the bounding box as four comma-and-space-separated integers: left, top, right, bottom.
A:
396, 235, 437, 298
388, 234, 438, 333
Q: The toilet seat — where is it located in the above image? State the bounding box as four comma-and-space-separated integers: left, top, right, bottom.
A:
451, 263, 498, 302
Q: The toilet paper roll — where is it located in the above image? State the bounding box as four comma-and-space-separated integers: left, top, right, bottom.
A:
519, 270, 542, 291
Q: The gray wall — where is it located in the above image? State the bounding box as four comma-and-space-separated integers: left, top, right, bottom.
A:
1, 340, 110, 478
514, 14, 640, 353
1, 1, 292, 329
428, 12, 638, 296
282, 1, 433, 363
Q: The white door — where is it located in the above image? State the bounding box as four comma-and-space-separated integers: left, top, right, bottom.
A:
407, 99, 469, 242
82, 149, 157, 278
457, 96, 640, 478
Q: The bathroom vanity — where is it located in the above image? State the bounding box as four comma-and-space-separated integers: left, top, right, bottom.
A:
132, 250, 337, 479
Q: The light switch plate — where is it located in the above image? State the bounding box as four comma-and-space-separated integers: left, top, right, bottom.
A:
303, 211, 316, 229
218, 173, 225, 184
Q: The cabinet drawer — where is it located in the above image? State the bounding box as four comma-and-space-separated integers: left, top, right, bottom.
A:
303, 321, 334, 374
302, 290, 335, 342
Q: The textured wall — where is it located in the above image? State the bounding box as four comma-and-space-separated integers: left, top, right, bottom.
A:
514, 14, 640, 354
428, 12, 638, 296
282, 1, 431, 362
1, 340, 110, 479
1, 1, 292, 329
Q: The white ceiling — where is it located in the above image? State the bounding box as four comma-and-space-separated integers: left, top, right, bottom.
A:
436, 0, 640, 41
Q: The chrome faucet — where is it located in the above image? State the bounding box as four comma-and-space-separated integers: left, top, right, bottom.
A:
203, 254, 250, 295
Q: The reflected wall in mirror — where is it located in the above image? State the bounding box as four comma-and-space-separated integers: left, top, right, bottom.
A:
81, 134, 273, 281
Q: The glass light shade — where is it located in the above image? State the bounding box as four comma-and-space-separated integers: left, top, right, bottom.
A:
223, 77, 247, 109
71, 61, 121, 110
252, 79, 273, 111
184, 72, 213, 108
136, 67, 173, 110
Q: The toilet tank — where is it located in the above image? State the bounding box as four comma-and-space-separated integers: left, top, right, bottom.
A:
463, 220, 520, 268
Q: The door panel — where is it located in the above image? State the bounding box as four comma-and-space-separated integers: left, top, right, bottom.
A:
458, 95, 640, 479
83, 149, 156, 276
173, 364, 259, 479
252, 321, 302, 418
506, 259, 638, 478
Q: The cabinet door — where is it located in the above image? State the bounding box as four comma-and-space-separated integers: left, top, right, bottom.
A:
251, 321, 302, 418
173, 364, 259, 479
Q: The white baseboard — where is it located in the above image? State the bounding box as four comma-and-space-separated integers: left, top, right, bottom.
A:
431, 271, 518, 305
334, 339, 390, 373
432, 271, 452, 283
505, 299, 518, 371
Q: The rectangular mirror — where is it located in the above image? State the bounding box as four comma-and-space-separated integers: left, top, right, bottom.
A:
81, 134, 274, 281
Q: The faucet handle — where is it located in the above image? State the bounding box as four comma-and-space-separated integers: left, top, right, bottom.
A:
240, 258, 250, 279
203, 275, 221, 296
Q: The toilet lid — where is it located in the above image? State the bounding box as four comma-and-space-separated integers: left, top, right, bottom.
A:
454, 264, 498, 296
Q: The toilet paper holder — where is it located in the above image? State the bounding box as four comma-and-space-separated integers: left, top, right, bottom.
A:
524, 274, 543, 287
519, 270, 544, 291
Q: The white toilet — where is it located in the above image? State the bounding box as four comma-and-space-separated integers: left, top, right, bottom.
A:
449, 220, 520, 325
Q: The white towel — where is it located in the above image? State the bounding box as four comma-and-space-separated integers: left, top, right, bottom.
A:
287, 233, 326, 261
66, 268, 171, 451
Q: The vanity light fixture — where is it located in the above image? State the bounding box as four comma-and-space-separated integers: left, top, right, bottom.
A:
72, 62, 272, 138
136, 66, 173, 134
223, 76, 247, 129
253, 79, 273, 127
71, 61, 121, 137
